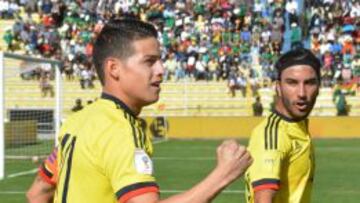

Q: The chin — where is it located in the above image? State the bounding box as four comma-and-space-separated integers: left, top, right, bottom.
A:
292, 111, 310, 120
143, 96, 159, 106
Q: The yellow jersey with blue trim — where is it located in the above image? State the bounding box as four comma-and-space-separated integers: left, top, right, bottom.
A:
54, 93, 158, 203
245, 111, 315, 203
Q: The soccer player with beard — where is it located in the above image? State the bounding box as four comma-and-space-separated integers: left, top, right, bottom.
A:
245, 48, 321, 203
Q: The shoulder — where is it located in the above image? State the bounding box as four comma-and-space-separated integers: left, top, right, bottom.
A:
250, 113, 277, 136
61, 100, 130, 141
249, 113, 289, 151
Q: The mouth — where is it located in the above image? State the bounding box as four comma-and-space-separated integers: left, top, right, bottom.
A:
150, 81, 162, 89
295, 101, 309, 111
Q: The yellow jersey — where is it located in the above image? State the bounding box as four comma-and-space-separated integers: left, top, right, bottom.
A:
245, 111, 315, 203
54, 93, 158, 203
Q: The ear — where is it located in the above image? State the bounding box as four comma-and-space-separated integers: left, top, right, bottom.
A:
104, 57, 121, 81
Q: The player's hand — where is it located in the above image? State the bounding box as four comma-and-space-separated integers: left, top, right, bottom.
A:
215, 139, 253, 184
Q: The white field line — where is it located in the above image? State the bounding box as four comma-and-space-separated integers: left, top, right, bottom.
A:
154, 157, 215, 160
4, 139, 169, 179
1, 188, 358, 195
3, 141, 357, 179
0, 189, 244, 195
0, 191, 25, 194
6, 168, 38, 179
316, 147, 360, 151
161, 189, 244, 194
153, 139, 169, 145
157, 146, 360, 151
5, 155, 48, 160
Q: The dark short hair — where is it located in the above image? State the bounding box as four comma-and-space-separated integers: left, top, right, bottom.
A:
93, 19, 158, 85
274, 48, 321, 81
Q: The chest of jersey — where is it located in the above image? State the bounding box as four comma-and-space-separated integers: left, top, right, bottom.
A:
279, 122, 315, 203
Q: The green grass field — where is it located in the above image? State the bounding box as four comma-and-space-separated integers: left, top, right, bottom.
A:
0, 138, 359, 203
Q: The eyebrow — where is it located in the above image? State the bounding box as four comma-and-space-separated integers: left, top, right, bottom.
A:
284, 77, 318, 82
305, 78, 318, 83
144, 54, 161, 60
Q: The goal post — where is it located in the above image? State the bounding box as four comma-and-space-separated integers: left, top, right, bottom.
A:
0, 52, 4, 180
0, 52, 62, 180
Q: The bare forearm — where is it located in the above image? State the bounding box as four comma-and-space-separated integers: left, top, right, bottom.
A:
26, 176, 55, 203
128, 140, 253, 203
159, 167, 231, 203
255, 198, 273, 203
254, 189, 276, 203
27, 194, 54, 203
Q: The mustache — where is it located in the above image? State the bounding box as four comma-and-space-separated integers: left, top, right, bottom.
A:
292, 99, 317, 108
294, 100, 309, 104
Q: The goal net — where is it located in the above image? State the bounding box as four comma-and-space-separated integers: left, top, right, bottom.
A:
0, 52, 62, 179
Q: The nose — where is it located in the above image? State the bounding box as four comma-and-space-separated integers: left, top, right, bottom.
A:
155, 60, 165, 77
298, 83, 306, 99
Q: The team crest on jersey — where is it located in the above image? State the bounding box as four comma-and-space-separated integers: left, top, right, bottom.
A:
292, 141, 302, 153
134, 149, 153, 175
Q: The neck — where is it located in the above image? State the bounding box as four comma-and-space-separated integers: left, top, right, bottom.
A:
274, 99, 304, 122
102, 87, 141, 116
275, 100, 291, 119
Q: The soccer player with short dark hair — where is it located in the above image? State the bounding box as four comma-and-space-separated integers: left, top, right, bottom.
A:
245, 48, 321, 203
50, 18, 252, 203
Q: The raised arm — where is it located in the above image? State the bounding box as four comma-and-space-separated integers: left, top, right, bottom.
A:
127, 139, 253, 203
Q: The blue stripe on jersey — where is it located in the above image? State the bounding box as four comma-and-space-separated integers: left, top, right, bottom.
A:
115, 182, 158, 199
252, 178, 280, 187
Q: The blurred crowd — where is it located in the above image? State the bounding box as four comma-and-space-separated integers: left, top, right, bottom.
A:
307, 0, 360, 91
1, 0, 359, 97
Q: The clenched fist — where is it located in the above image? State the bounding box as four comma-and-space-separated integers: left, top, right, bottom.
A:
215, 139, 253, 185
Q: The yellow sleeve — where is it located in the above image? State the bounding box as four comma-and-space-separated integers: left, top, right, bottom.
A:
99, 123, 159, 202
247, 123, 289, 191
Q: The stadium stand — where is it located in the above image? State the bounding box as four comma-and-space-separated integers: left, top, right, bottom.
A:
1, 0, 359, 117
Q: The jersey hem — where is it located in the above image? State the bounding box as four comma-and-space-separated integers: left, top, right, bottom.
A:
116, 182, 159, 202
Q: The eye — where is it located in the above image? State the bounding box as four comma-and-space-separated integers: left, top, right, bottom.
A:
285, 80, 298, 85
305, 79, 318, 86
145, 59, 156, 66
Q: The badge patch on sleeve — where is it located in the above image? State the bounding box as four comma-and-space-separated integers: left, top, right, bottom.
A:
134, 149, 153, 175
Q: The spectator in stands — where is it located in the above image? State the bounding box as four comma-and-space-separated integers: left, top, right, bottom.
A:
9, 0, 353, 95
286, 0, 299, 26
249, 70, 260, 97
80, 67, 94, 89
290, 22, 302, 49
207, 57, 218, 81
24, 0, 37, 16
39, 72, 54, 97
273, 8, 285, 32
3, 28, 14, 52
174, 61, 186, 81
252, 96, 263, 116
0, 0, 9, 19
71, 98, 84, 112
163, 52, 177, 81
8, 0, 20, 18
63, 59, 75, 81
333, 88, 349, 116
228, 72, 247, 98
0, 0, 20, 19
4, 0, 289, 87
195, 54, 208, 81
352, 54, 360, 78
